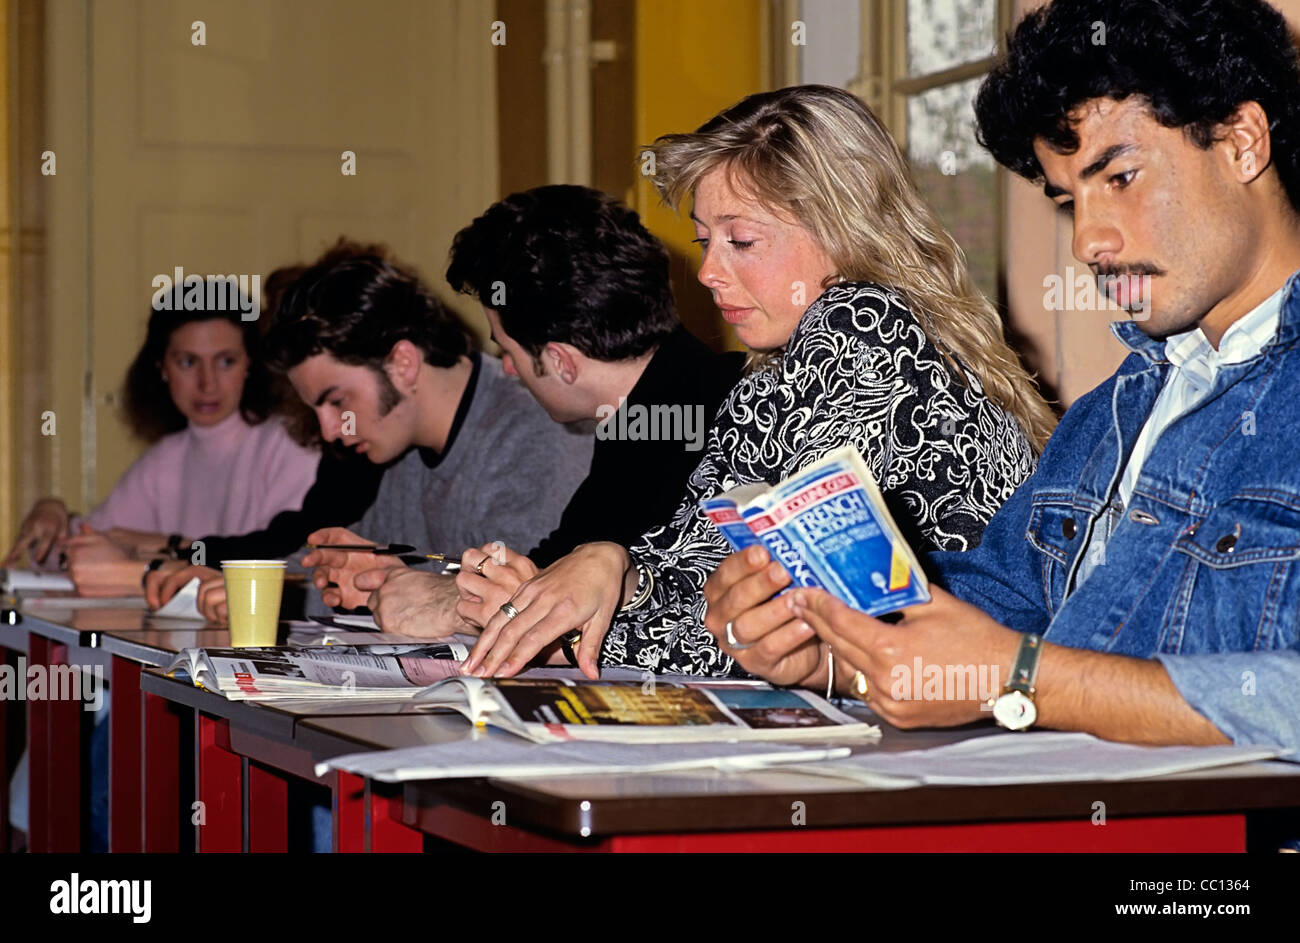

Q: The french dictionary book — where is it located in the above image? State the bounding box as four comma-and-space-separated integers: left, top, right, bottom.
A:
700, 446, 929, 616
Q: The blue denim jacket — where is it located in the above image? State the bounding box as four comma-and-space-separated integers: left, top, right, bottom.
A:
932, 273, 1300, 761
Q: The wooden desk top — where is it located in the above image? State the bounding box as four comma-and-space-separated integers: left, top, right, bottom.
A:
293, 712, 1300, 838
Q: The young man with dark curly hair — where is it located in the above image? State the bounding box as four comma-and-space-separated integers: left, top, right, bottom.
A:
705, 0, 1300, 763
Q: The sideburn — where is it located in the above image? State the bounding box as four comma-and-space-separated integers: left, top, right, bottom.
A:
374, 367, 403, 417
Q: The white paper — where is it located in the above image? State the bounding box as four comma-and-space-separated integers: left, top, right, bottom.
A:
2, 568, 76, 593
151, 576, 205, 621
325, 614, 380, 630
316, 738, 852, 782
22, 595, 146, 609
783, 731, 1285, 787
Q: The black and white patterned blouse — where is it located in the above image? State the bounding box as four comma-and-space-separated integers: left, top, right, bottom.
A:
600, 282, 1038, 676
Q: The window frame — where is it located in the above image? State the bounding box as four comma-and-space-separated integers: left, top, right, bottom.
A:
851, 0, 1013, 307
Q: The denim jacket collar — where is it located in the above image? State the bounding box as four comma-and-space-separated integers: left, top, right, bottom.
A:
1109, 268, 1300, 365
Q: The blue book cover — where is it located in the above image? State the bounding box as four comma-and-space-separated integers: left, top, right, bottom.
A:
699, 446, 928, 616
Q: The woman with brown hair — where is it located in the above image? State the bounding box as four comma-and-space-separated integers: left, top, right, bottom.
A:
459, 84, 1055, 681
4, 285, 320, 594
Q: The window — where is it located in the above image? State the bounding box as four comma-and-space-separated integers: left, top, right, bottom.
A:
896, 0, 1006, 303
792, 0, 1010, 303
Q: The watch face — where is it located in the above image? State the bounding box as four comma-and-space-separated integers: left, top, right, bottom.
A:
993, 690, 1037, 730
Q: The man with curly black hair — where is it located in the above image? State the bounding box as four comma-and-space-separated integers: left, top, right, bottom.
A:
363, 186, 743, 638
705, 0, 1300, 765
265, 243, 596, 618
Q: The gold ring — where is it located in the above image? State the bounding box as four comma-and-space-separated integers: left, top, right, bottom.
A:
852, 670, 869, 703
475, 555, 488, 575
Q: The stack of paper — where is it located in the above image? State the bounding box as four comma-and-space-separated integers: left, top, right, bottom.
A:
3, 568, 75, 593
783, 731, 1284, 787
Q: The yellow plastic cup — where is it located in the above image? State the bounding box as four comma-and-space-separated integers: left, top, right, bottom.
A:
221, 560, 286, 647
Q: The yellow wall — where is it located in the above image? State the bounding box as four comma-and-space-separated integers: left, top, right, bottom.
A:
633, 0, 764, 347
0, 0, 12, 541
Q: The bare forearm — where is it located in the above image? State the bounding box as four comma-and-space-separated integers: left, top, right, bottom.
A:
1037, 643, 1231, 746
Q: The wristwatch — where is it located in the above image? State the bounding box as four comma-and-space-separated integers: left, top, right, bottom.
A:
989, 633, 1043, 731
141, 557, 167, 590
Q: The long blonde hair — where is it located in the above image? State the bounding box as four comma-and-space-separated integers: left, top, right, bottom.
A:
647, 84, 1056, 452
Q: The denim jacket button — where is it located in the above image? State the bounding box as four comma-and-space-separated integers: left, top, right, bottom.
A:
1062, 517, 1077, 539
1216, 533, 1238, 553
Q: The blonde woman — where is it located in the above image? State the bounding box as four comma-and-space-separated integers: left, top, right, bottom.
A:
459, 85, 1055, 680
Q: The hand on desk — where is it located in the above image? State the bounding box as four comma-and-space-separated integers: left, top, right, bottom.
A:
62, 523, 131, 565
4, 497, 69, 566
454, 542, 536, 628
64, 524, 145, 597
146, 563, 227, 623
303, 526, 405, 609
461, 541, 634, 680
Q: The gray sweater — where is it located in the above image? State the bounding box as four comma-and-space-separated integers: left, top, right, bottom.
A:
350, 353, 593, 558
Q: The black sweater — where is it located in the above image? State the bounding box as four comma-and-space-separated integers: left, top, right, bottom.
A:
529, 327, 744, 567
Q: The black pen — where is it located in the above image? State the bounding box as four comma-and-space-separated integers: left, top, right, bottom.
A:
306, 544, 461, 569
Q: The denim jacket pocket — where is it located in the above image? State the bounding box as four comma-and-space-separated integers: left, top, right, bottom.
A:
1171, 492, 1300, 651
1026, 492, 1082, 608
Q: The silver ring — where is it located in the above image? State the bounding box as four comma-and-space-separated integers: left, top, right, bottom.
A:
725, 620, 754, 651
499, 601, 521, 621
475, 555, 488, 575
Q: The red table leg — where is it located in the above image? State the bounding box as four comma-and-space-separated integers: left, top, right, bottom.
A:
27, 636, 83, 852
334, 771, 365, 853
110, 656, 142, 852
196, 713, 241, 852
0, 642, 14, 852
367, 781, 421, 852
247, 762, 288, 852
141, 689, 182, 852
48, 643, 86, 852
26, 634, 49, 852
0, 642, 12, 848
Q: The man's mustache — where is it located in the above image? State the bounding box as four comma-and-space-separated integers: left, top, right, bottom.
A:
1093, 263, 1166, 279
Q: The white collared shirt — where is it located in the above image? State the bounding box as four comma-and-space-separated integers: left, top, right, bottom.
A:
1074, 285, 1285, 590
1118, 285, 1285, 505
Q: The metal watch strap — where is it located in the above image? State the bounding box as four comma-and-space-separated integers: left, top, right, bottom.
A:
1005, 633, 1043, 696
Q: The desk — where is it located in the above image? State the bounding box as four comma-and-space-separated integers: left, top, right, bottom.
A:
138, 668, 428, 852
0, 593, 347, 852
10, 598, 1300, 854
296, 715, 1300, 852
138, 668, 1300, 853
0, 594, 231, 852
